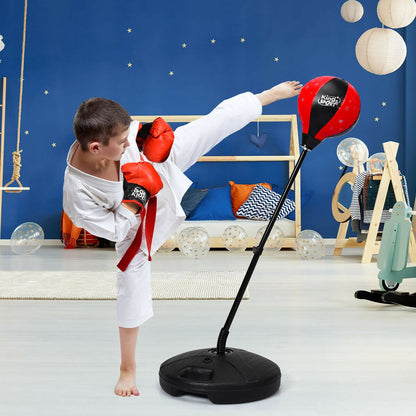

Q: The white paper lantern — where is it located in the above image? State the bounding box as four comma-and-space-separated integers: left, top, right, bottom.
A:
377, 0, 416, 28
355, 28, 407, 75
341, 0, 364, 22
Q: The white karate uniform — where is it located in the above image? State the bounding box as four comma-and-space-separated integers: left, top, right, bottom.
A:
63, 92, 262, 328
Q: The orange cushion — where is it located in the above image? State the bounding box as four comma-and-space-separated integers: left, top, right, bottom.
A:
228, 181, 271, 216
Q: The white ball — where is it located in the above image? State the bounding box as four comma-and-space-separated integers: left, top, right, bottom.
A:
295, 230, 325, 260
11, 222, 44, 255
366, 152, 386, 172
222, 225, 248, 252
255, 225, 284, 253
178, 227, 210, 259
337, 138, 369, 167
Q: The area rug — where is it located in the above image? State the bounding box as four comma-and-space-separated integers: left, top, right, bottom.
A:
0, 270, 249, 300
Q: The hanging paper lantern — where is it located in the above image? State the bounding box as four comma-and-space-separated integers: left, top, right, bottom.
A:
355, 28, 407, 75
297, 76, 361, 150
341, 0, 364, 23
377, 0, 416, 28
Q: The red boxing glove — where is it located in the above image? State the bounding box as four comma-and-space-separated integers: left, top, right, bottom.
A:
136, 117, 174, 163
121, 162, 163, 213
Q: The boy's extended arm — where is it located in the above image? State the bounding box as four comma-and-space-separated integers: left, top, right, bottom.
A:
168, 81, 302, 173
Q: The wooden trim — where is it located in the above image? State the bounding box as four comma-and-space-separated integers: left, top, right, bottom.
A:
209, 236, 296, 249
131, 114, 296, 123
198, 155, 296, 162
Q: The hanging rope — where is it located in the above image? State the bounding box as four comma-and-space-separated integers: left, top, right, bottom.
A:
4, 0, 27, 194
4, 150, 23, 192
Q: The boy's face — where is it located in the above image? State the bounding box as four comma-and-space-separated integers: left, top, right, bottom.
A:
101, 127, 130, 161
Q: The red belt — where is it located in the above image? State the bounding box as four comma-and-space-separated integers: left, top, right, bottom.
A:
117, 196, 157, 272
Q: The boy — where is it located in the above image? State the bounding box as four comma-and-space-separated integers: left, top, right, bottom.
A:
63, 80, 302, 397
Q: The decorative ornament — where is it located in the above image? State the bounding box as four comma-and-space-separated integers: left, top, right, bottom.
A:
336, 137, 369, 168
11, 222, 44, 255
254, 225, 284, 253
295, 230, 325, 260
0, 35, 4, 52
222, 225, 248, 252
249, 119, 268, 148
177, 228, 189, 248
377, 0, 416, 28
366, 152, 386, 172
178, 227, 210, 259
341, 0, 364, 22
355, 28, 407, 75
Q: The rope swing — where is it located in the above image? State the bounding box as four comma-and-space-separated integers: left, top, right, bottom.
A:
4, 0, 28, 194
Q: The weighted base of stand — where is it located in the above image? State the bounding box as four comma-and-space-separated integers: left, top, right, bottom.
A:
355, 290, 410, 304
382, 291, 416, 307
159, 347, 281, 404
355, 290, 394, 304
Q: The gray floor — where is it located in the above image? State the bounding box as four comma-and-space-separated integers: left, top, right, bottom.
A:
1, 244, 416, 415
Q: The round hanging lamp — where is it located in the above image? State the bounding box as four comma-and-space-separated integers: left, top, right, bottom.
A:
341, 0, 364, 22
355, 27, 407, 75
377, 0, 416, 28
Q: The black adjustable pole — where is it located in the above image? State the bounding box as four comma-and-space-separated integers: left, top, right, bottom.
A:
216, 147, 309, 354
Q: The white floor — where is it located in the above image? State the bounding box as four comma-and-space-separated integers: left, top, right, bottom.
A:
1, 244, 416, 416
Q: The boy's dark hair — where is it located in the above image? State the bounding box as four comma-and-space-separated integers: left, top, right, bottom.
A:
73, 98, 132, 151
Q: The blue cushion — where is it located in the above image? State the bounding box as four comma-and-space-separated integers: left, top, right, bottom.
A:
181, 187, 208, 217
236, 185, 296, 220
187, 186, 236, 221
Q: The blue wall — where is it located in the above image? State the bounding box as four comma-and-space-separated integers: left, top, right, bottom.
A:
0, 0, 414, 238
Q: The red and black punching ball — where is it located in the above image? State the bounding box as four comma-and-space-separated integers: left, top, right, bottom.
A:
298, 76, 360, 150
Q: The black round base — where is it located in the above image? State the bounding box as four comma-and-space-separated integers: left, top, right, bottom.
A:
159, 347, 281, 404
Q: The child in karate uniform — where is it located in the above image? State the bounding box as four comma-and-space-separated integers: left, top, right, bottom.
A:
63, 80, 302, 397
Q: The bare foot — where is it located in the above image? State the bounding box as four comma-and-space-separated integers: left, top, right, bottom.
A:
272, 81, 303, 99
114, 366, 140, 397
257, 81, 303, 106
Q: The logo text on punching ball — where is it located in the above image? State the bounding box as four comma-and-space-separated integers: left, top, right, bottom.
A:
318, 95, 342, 107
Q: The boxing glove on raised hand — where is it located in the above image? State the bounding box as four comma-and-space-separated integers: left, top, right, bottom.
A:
136, 117, 174, 163
121, 162, 163, 213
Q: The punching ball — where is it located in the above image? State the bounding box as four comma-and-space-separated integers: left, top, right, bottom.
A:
298, 76, 360, 150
